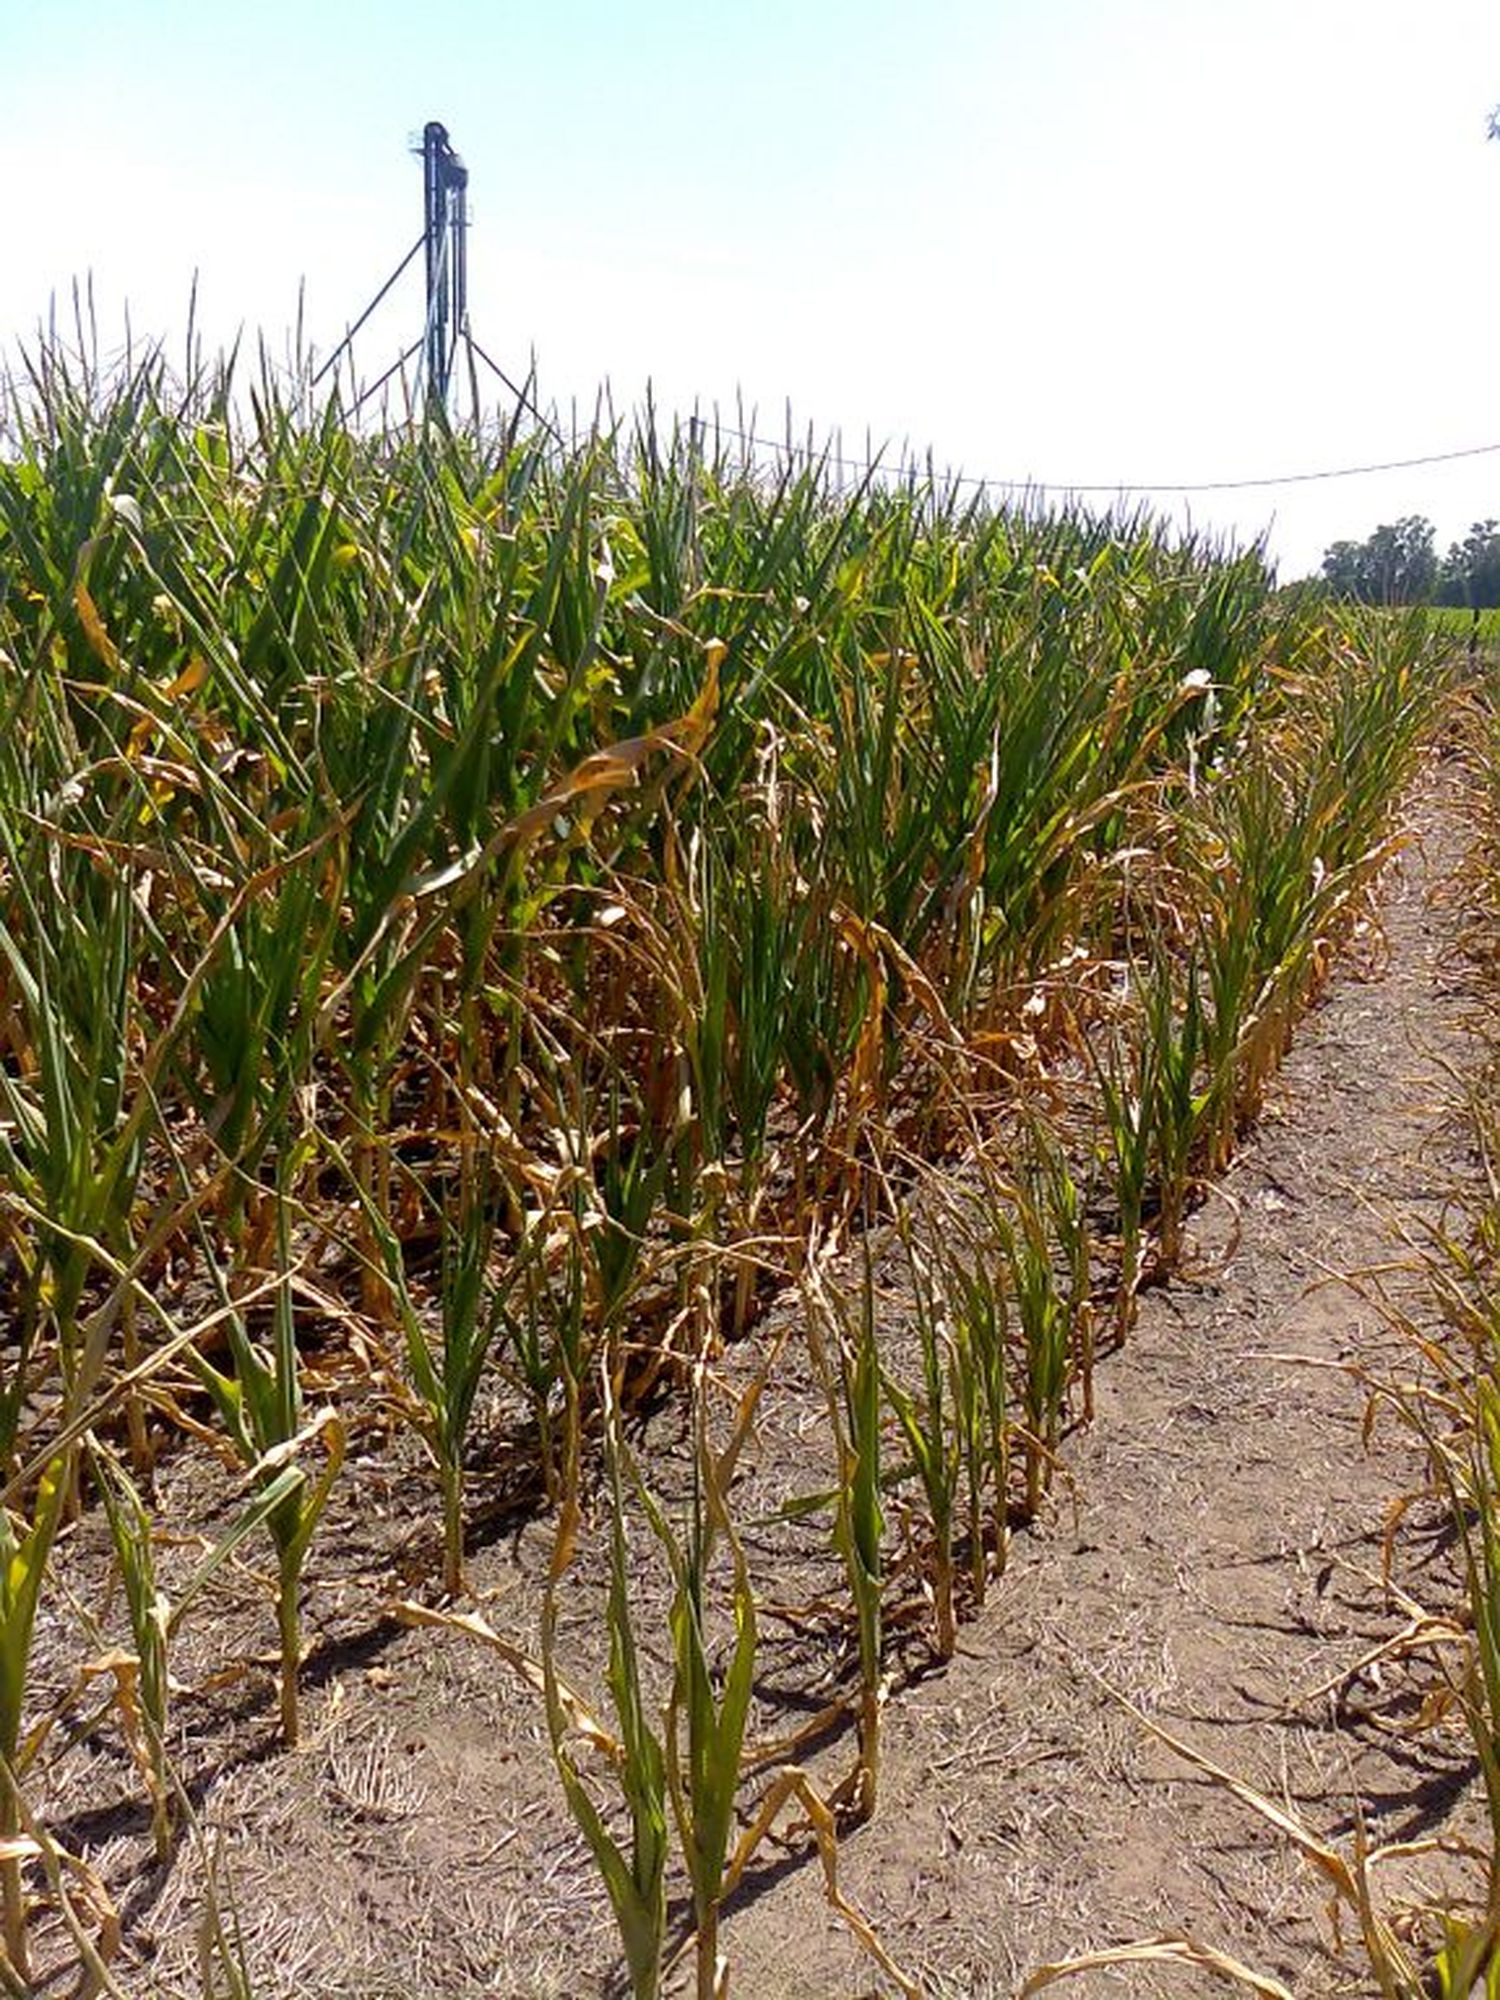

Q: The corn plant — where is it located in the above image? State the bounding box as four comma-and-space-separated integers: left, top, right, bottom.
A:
182, 817, 345, 1217
1020, 1123, 1096, 1423
1142, 948, 1210, 1276
350, 1146, 517, 1598
541, 1372, 668, 2000
941, 1234, 1011, 1599
0, 1452, 66, 1983
1092, 1017, 1155, 1343
997, 1178, 1071, 1523
182, 1187, 344, 1746
881, 1215, 962, 1659
1446, 1379, 1500, 1951
803, 1243, 884, 1821
685, 790, 850, 1317
1366, 1073, 1500, 1973
0, 805, 149, 1485
90, 1442, 304, 1861
629, 1373, 762, 2000
500, 1219, 590, 1508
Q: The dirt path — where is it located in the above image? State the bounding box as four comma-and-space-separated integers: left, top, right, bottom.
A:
62, 756, 1483, 2000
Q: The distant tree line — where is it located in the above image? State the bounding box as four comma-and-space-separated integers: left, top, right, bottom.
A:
1319, 517, 1500, 608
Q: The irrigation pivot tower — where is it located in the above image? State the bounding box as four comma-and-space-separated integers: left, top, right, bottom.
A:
419, 121, 469, 405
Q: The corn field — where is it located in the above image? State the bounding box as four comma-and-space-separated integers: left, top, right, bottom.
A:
0, 334, 1463, 1997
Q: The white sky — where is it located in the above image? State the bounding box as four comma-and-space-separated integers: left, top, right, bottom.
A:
5, 0, 1499, 578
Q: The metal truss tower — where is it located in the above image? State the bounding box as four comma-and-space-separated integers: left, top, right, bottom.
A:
419, 121, 468, 405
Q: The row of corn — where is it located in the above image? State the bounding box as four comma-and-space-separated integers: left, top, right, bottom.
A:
1338, 655, 1500, 2000
0, 334, 1449, 1996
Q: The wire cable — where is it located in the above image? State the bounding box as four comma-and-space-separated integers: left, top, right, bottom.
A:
345, 339, 424, 416
463, 331, 566, 447
311, 235, 427, 389
1095, 437, 1500, 495
710, 424, 1500, 499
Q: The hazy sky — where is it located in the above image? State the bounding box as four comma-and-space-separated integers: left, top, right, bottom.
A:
5, 0, 1499, 578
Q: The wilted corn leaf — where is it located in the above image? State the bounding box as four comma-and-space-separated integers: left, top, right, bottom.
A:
1021, 1934, 1294, 1998
73, 581, 120, 671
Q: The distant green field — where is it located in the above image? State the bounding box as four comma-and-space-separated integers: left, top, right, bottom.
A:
1426, 603, 1500, 640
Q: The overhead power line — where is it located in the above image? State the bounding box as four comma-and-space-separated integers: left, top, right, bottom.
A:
1011, 437, 1500, 497
710, 427, 1500, 500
